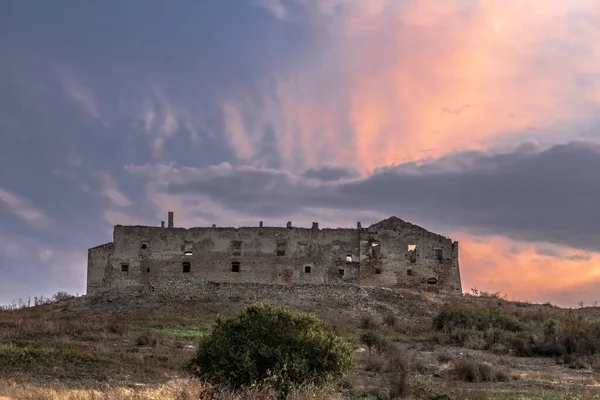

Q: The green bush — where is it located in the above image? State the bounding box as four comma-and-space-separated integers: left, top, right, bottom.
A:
188, 303, 354, 395
360, 330, 388, 356
434, 300, 600, 360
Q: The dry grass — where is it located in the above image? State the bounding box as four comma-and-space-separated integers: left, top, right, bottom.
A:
3, 292, 600, 400
0, 379, 343, 400
452, 358, 513, 383
0, 305, 206, 384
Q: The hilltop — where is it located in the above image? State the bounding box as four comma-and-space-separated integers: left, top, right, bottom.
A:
1, 285, 599, 399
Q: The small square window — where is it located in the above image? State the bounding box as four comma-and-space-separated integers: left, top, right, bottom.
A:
182, 262, 191, 273
231, 261, 240, 272
375, 268, 382, 274
141, 243, 148, 250
345, 254, 352, 263
121, 263, 129, 272
184, 241, 193, 256
434, 248, 443, 261
304, 266, 311, 273
146, 267, 150, 273
338, 269, 344, 276
407, 269, 413, 276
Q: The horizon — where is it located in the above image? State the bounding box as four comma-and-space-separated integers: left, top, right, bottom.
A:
1, 1, 600, 307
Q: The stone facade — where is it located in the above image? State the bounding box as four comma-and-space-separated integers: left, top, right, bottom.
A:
86, 213, 462, 295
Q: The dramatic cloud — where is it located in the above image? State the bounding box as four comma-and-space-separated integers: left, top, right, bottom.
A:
223, 0, 600, 172
1, 1, 599, 306
457, 234, 600, 307
301, 162, 360, 182
128, 142, 600, 252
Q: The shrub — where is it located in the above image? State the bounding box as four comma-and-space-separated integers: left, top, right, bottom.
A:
136, 334, 157, 347
383, 312, 398, 328
188, 303, 354, 395
453, 358, 511, 383
359, 314, 379, 330
437, 352, 453, 363
364, 354, 385, 372
360, 331, 388, 356
387, 351, 413, 399
52, 291, 75, 302
434, 300, 600, 360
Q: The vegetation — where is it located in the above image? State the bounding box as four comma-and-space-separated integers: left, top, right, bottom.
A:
2, 289, 600, 399
433, 299, 600, 364
0, 291, 78, 310
188, 303, 354, 395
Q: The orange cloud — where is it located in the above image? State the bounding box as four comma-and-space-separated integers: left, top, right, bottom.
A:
225, 0, 600, 173
455, 233, 600, 306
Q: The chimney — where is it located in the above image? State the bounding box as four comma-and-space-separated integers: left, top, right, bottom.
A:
168, 211, 174, 228
287, 221, 292, 228
312, 222, 319, 230
259, 221, 263, 228
161, 221, 165, 228
357, 221, 362, 229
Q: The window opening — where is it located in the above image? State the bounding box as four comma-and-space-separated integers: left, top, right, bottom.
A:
141, 243, 148, 250
121, 263, 129, 272
276, 242, 286, 256
182, 262, 191, 273
304, 266, 311, 273
408, 244, 416, 251
184, 241, 193, 256
232, 241, 242, 256
434, 248, 443, 261
371, 241, 381, 258
231, 261, 240, 272
427, 277, 438, 285
146, 267, 150, 273
407, 269, 413, 276
375, 268, 382, 274
345, 254, 352, 263
298, 243, 308, 256
338, 268, 344, 276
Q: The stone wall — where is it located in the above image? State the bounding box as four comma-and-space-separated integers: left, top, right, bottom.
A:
87, 216, 462, 295
87, 242, 113, 294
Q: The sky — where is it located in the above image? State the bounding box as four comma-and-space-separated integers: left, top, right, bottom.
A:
1, 0, 600, 307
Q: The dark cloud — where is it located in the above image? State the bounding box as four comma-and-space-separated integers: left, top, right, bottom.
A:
535, 246, 561, 258
130, 142, 600, 252
301, 163, 360, 182
566, 254, 592, 261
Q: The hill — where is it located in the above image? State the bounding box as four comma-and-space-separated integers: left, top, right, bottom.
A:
1, 284, 599, 399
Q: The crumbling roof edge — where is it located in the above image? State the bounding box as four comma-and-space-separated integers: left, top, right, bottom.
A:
88, 242, 114, 251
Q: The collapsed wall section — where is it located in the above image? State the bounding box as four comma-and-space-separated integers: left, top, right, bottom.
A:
356, 217, 461, 293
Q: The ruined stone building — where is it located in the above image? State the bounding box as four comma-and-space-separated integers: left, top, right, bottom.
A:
87, 213, 463, 295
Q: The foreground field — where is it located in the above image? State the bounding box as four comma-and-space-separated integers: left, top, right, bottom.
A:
1, 285, 600, 399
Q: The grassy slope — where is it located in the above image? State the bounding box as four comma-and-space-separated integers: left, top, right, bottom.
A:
0, 288, 599, 399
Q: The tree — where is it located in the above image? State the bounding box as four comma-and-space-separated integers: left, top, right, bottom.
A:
360, 330, 387, 356
188, 303, 354, 395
